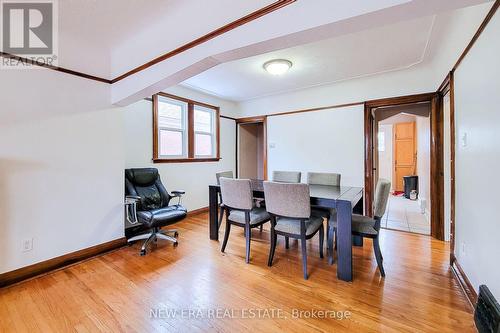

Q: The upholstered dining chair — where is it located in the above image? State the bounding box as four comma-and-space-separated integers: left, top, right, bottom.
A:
307, 172, 341, 217
307, 172, 341, 260
263, 181, 324, 279
272, 170, 301, 183
330, 179, 391, 277
216, 171, 234, 230
219, 178, 271, 263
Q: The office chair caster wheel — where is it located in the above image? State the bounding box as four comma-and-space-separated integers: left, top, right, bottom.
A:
140, 249, 146, 256
173, 241, 179, 247
174, 232, 179, 238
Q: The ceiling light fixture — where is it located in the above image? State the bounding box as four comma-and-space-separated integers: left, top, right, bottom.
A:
263, 59, 292, 75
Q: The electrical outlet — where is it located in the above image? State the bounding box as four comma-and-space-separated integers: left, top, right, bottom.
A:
22, 238, 33, 252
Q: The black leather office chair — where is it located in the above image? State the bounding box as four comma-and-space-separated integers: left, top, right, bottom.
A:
125, 168, 187, 255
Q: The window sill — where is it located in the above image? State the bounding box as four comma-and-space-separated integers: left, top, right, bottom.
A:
153, 157, 221, 163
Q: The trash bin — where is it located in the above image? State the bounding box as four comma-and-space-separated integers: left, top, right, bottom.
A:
403, 176, 418, 199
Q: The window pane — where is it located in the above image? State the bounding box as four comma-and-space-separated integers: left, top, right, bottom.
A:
158, 97, 186, 129
195, 133, 213, 156
194, 106, 213, 133
160, 130, 184, 156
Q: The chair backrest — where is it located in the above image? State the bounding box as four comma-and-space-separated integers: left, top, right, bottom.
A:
216, 171, 234, 185
373, 179, 391, 218
219, 178, 254, 210
263, 181, 310, 218
125, 168, 170, 210
272, 170, 301, 183
307, 172, 341, 186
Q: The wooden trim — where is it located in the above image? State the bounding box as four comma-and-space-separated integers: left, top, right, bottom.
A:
188, 103, 195, 158
429, 95, 445, 240
187, 206, 209, 216
364, 104, 374, 217
153, 158, 221, 163
365, 93, 437, 108
0, 237, 127, 288
451, 254, 478, 309
263, 117, 268, 180
221, 115, 237, 121
0, 52, 112, 84
0, 1, 295, 84
453, 0, 499, 71
236, 115, 267, 124
265, 102, 364, 118
438, 72, 456, 259
449, 72, 456, 260
158, 92, 219, 110
152, 94, 159, 160
110, 0, 296, 83
216, 107, 221, 159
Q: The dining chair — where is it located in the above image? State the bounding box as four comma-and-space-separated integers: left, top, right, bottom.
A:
272, 170, 302, 183
219, 178, 271, 263
263, 181, 324, 279
216, 171, 234, 230
307, 172, 341, 260
330, 178, 391, 277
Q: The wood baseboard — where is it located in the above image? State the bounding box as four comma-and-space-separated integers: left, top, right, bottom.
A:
450, 254, 478, 310
187, 206, 209, 216
0, 237, 127, 288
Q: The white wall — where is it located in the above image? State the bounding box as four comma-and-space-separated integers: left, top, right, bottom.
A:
454, 8, 500, 298
267, 105, 364, 187
0, 69, 124, 274
378, 124, 393, 187
124, 90, 237, 211
416, 116, 431, 216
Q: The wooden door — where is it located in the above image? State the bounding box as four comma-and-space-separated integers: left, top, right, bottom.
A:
393, 122, 416, 191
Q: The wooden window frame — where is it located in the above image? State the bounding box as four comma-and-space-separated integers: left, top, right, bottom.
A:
153, 92, 221, 163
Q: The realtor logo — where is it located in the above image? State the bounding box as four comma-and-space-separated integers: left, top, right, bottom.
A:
1, 0, 58, 68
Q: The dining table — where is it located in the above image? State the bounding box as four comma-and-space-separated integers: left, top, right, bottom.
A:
208, 179, 364, 282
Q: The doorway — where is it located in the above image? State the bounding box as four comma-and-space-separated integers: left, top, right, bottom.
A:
376, 106, 431, 234
236, 117, 267, 179
365, 93, 445, 240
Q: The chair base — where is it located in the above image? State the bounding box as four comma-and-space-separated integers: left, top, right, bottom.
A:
127, 227, 178, 256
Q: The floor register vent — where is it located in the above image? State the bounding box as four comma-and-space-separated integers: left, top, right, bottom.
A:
475, 285, 500, 333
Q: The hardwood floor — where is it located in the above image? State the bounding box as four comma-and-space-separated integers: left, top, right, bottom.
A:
0, 212, 474, 332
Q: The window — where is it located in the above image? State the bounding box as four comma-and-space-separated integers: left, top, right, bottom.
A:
153, 93, 220, 162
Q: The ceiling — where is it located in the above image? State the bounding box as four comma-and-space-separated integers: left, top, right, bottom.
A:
181, 1, 492, 102
182, 15, 437, 101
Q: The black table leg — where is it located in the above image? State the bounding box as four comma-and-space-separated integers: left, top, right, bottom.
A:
209, 185, 219, 240
336, 200, 353, 282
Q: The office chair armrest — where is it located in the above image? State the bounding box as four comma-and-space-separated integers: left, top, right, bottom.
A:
170, 191, 185, 205
126, 195, 141, 201
124, 197, 140, 225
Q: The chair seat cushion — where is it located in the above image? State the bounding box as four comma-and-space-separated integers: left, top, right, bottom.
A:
228, 207, 270, 225
331, 214, 378, 236
137, 205, 187, 228
274, 215, 323, 236
352, 214, 377, 236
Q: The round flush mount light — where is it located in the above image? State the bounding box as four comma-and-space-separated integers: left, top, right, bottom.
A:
263, 59, 292, 75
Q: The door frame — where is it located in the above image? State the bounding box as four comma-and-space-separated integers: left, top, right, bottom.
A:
235, 116, 268, 180
364, 92, 445, 240
437, 72, 456, 261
